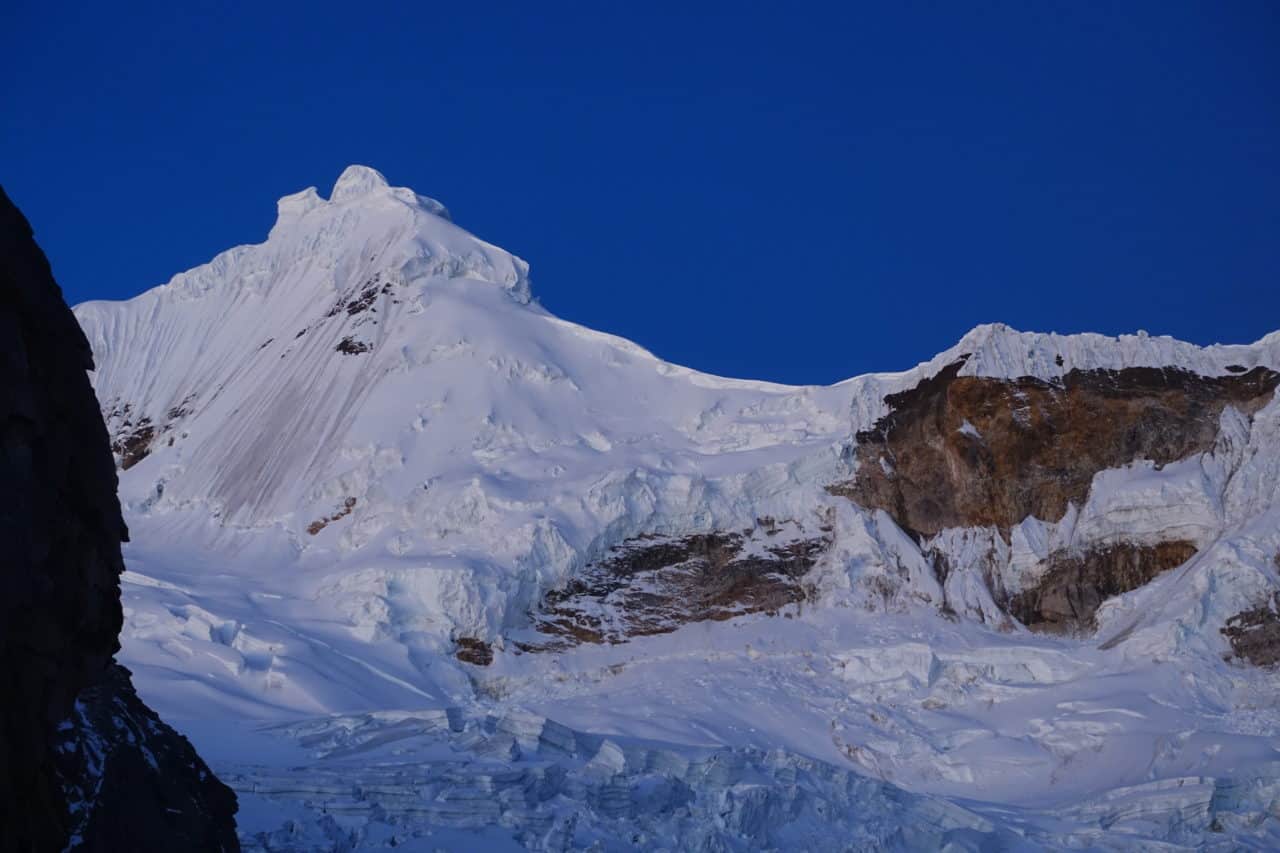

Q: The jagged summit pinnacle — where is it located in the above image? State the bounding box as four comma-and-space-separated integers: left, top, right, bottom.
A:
330, 164, 390, 201
272, 165, 452, 232
275, 166, 391, 225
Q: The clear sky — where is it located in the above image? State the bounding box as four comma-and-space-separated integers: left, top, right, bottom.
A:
3, 2, 1277, 384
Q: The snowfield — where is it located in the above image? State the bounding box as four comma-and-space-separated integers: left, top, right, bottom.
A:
76, 167, 1280, 850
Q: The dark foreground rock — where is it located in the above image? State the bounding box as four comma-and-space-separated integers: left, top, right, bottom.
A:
55, 665, 240, 850
0, 186, 238, 850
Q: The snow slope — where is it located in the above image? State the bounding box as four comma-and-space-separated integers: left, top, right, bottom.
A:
75, 167, 1280, 849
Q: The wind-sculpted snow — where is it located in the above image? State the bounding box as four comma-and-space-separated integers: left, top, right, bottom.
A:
73, 167, 1280, 848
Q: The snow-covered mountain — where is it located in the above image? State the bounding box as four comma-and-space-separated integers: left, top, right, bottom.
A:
75, 166, 1280, 849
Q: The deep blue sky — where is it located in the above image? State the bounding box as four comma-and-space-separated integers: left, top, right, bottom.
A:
3, 2, 1277, 384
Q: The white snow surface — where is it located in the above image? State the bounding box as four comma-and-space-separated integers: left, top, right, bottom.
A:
75, 167, 1280, 849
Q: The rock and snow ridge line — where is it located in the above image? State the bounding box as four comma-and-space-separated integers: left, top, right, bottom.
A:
71, 164, 1280, 647
72, 165, 1280, 651
70, 165, 1280, 849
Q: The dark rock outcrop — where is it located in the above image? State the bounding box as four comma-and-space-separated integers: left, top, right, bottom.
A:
336, 335, 371, 355
526, 525, 829, 649
101, 394, 195, 471
112, 416, 155, 470
1221, 590, 1280, 667
0, 186, 238, 850
830, 358, 1280, 538
306, 495, 357, 536
454, 637, 495, 666
1008, 540, 1199, 632
55, 665, 239, 850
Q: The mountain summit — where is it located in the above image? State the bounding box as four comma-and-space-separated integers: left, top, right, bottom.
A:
330, 164, 391, 200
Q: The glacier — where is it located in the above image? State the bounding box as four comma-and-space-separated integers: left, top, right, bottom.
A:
74, 166, 1280, 849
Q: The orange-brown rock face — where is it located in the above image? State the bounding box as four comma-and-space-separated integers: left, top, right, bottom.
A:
830, 358, 1280, 539
828, 357, 1279, 633
454, 636, 495, 666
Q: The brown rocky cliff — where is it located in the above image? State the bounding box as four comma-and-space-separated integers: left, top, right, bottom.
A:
830, 356, 1280, 632
831, 357, 1280, 538
525, 526, 828, 650
0, 186, 238, 850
